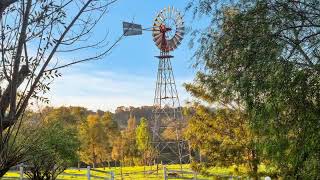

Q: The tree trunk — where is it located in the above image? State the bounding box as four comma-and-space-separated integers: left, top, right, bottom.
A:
0, 65, 30, 131
143, 154, 146, 177
120, 160, 123, 180
199, 148, 202, 163
250, 149, 259, 180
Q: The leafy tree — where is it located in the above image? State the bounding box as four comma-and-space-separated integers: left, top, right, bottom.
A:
44, 107, 88, 126
79, 115, 105, 168
122, 115, 138, 166
111, 135, 125, 177
111, 136, 125, 166
185, 103, 258, 176
187, 0, 320, 179
79, 112, 119, 168
24, 117, 80, 180
136, 117, 156, 168
99, 112, 120, 167
136, 118, 150, 153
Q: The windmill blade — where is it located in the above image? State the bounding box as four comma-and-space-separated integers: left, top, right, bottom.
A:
153, 32, 162, 38
155, 35, 163, 46
171, 7, 175, 19
178, 16, 182, 24
153, 24, 160, 32
153, 31, 161, 37
176, 20, 184, 28
172, 36, 179, 47
175, 32, 183, 40
154, 19, 162, 25
158, 11, 166, 23
153, 34, 162, 43
156, 40, 162, 49
176, 31, 185, 39
177, 26, 185, 31
154, 15, 164, 25
169, 40, 177, 51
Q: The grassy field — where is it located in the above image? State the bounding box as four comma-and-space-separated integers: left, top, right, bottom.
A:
2, 164, 273, 179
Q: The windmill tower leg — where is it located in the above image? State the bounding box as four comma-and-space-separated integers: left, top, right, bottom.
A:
152, 51, 189, 166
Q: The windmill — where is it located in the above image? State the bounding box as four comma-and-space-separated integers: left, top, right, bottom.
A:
123, 6, 189, 165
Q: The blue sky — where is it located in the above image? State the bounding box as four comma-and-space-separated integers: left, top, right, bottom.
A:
47, 1, 203, 112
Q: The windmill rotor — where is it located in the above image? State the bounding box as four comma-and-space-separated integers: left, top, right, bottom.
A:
122, 6, 185, 52
152, 6, 185, 52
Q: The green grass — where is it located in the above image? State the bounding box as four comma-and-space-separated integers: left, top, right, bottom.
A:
2, 164, 273, 179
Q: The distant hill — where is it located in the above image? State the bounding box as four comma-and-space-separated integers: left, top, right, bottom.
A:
113, 106, 154, 128
112, 106, 188, 129
47, 105, 186, 129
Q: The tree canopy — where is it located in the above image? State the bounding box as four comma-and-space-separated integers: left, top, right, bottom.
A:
186, 0, 320, 178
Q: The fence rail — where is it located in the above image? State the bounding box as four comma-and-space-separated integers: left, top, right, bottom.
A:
4, 165, 272, 180
164, 166, 199, 180
15, 165, 114, 180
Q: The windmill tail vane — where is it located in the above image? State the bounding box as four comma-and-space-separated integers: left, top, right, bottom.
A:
122, 22, 142, 36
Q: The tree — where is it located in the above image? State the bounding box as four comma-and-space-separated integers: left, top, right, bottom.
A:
44, 106, 88, 126
79, 115, 103, 168
111, 135, 125, 178
185, 103, 258, 176
136, 118, 150, 153
0, 0, 121, 175
111, 135, 124, 164
79, 112, 119, 168
122, 115, 138, 166
187, 0, 320, 178
24, 119, 80, 180
136, 117, 155, 170
100, 112, 120, 167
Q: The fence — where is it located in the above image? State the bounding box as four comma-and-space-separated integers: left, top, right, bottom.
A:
163, 166, 200, 180
13, 165, 115, 180
3, 165, 272, 180
163, 166, 247, 180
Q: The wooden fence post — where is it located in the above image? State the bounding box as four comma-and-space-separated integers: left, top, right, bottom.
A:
193, 171, 197, 180
163, 166, 167, 180
110, 171, 115, 180
87, 166, 91, 180
19, 165, 23, 180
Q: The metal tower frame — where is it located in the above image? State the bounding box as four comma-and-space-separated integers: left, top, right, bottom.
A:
152, 51, 189, 165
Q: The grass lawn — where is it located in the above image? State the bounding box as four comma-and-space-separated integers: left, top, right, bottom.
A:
2, 164, 273, 179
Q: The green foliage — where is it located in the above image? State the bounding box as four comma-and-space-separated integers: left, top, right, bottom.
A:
24, 118, 80, 180
121, 115, 139, 166
185, 103, 258, 175
79, 112, 119, 167
187, 0, 320, 179
43, 106, 88, 125
136, 118, 150, 152
136, 118, 156, 166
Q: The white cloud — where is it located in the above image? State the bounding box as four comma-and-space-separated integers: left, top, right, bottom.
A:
46, 68, 193, 111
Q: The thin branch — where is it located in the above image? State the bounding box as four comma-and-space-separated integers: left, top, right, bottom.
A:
45, 33, 124, 72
